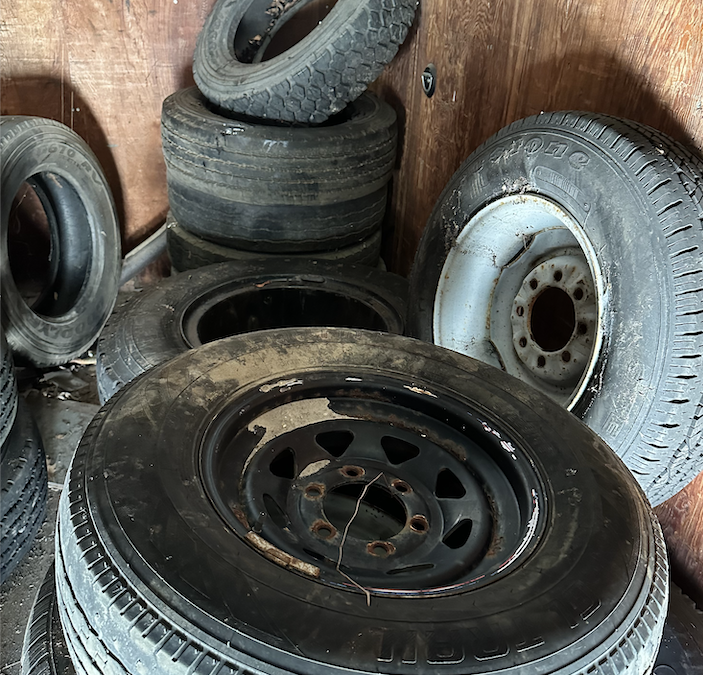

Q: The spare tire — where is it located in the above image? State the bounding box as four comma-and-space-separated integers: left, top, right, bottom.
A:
408, 111, 703, 506
166, 215, 383, 271
58, 328, 667, 675
162, 88, 396, 252
1, 117, 121, 366
193, 0, 417, 124
96, 259, 408, 402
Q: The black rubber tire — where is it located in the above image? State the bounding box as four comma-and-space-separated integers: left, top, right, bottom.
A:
96, 259, 408, 403
408, 111, 703, 506
58, 328, 667, 674
166, 215, 383, 271
653, 584, 703, 674
162, 88, 396, 252
193, 0, 417, 124
1, 399, 47, 584
21, 563, 75, 675
0, 329, 18, 451
1, 116, 122, 367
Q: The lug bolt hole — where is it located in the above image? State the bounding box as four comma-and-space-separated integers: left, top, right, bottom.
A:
578, 322, 588, 335
529, 279, 538, 290
341, 465, 365, 478
519, 336, 527, 348
553, 270, 563, 282
574, 288, 584, 301
516, 306, 524, 317
392, 479, 411, 494
305, 484, 324, 499
367, 540, 396, 557
409, 515, 429, 534
537, 355, 546, 368
561, 351, 571, 363
312, 521, 336, 540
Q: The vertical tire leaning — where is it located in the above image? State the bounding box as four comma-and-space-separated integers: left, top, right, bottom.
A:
1, 117, 121, 366
0, 329, 18, 451
408, 111, 703, 506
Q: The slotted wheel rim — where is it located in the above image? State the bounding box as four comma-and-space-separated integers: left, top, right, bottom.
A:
201, 371, 545, 598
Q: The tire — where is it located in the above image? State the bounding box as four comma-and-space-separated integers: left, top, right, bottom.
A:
0, 328, 18, 451
653, 584, 703, 673
193, 0, 417, 124
96, 259, 408, 403
408, 111, 703, 506
166, 215, 383, 271
58, 328, 667, 675
1, 117, 122, 366
162, 88, 396, 252
21, 563, 75, 675
1, 399, 47, 584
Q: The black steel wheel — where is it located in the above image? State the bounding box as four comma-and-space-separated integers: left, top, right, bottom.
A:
57, 328, 667, 675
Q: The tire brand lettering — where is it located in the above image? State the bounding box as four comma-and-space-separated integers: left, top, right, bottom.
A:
470, 627, 510, 661
378, 630, 418, 664
569, 150, 590, 169
544, 141, 568, 158
550, 584, 602, 630
534, 166, 589, 210
524, 137, 544, 154
428, 631, 465, 665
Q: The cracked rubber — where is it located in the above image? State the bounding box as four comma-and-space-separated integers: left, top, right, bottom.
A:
0, 329, 18, 452
408, 111, 703, 506
166, 215, 382, 271
1, 399, 47, 584
193, 0, 417, 124
58, 328, 667, 674
95, 259, 408, 403
162, 88, 396, 252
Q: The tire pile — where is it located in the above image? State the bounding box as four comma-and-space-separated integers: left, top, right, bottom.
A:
1, 1, 702, 674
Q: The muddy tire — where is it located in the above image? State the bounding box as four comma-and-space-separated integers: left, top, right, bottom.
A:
409, 111, 703, 505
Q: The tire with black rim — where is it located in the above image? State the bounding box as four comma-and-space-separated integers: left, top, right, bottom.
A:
1, 399, 47, 584
1, 116, 122, 366
58, 328, 667, 675
96, 259, 407, 403
193, 0, 417, 124
408, 111, 703, 506
0, 329, 18, 450
166, 216, 383, 271
162, 88, 396, 252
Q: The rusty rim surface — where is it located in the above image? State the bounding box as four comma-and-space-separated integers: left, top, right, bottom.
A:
201, 371, 545, 597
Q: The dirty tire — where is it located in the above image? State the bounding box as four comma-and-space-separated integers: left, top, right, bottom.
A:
408, 111, 703, 506
193, 0, 417, 124
59, 328, 667, 674
166, 215, 382, 271
21, 563, 75, 675
162, 88, 396, 252
1, 116, 122, 366
653, 584, 703, 673
1, 399, 47, 584
96, 260, 407, 403
0, 329, 18, 451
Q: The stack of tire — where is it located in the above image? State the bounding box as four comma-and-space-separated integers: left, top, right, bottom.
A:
0, 116, 122, 583
163, 0, 419, 272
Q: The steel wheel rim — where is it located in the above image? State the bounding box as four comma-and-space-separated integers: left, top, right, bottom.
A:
433, 194, 604, 409
201, 370, 545, 598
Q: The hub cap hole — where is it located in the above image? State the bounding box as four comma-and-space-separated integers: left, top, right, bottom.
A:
392, 479, 411, 494
574, 287, 584, 301
529, 278, 538, 290
312, 521, 336, 539
381, 436, 420, 464
316, 430, 353, 457
341, 465, 364, 478
442, 519, 473, 549
409, 515, 429, 533
305, 484, 323, 498
553, 270, 563, 281
367, 541, 395, 557
434, 468, 466, 499
562, 351, 571, 363
537, 355, 546, 368
530, 286, 576, 352
269, 447, 296, 479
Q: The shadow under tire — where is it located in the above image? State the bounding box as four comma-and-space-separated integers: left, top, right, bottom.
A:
408, 111, 703, 506
1, 116, 121, 367
60, 328, 666, 674
96, 260, 408, 403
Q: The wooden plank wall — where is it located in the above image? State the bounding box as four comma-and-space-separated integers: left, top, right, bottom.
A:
2, 0, 703, 599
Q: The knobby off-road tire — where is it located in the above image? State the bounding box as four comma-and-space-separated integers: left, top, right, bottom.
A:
166, 216, 382, 271
96, 260, 407, 403
162, 88, 396, 252
58, 328, 667, 675
1, 117, 121, 366
408, 111, 703, 506
1, 400, 47, 583
21, 563, 75, 675
193, 0, 417, 124
0, 329, 18, 451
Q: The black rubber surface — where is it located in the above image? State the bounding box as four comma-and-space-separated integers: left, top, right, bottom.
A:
162, 88, 396, 252
654, 585, 703, 674
0, 116, 121, 366
58, 328, 667, 674
0, 329, 18, 452
193, 0, 417, 124
166, 215, 382, 271
408, 111, 703, 506
96, 259, 408, 402
1, 399, 47, 584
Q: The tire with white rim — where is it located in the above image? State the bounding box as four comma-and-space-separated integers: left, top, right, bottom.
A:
408, 111, 703, 506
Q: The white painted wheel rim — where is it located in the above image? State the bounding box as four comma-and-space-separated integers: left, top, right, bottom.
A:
433, 195, 605, 409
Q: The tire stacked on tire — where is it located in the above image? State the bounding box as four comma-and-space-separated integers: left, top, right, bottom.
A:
162, 0, 418, 271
